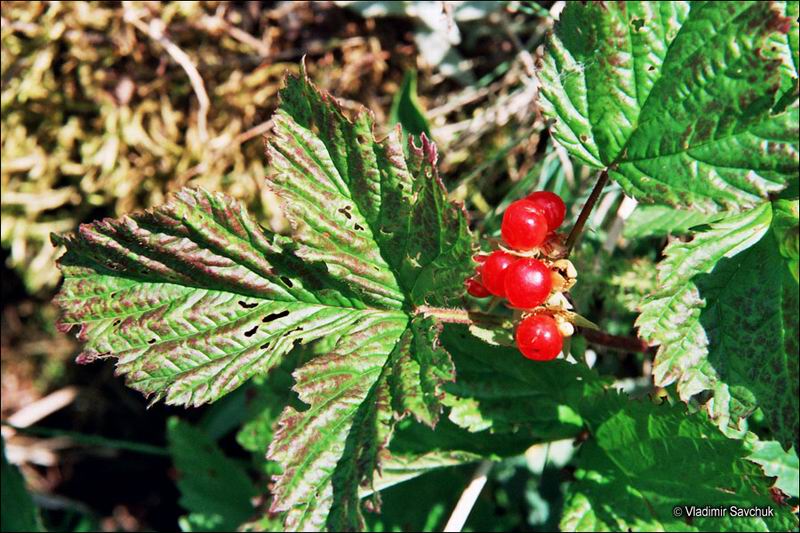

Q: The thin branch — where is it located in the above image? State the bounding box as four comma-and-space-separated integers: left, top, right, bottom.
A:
416, 306, 507, 327
124, 7, 210, 143
565, 169, 609, 255
579, 327, 654, 354
444, 460, 493, 532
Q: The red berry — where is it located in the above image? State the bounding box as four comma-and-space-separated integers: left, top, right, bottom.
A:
501, 200, 548, 250
515, 314, 563, 361
526, 191, 566, 231
481, 250, 515, 297
466, 277, 491, 298
504, 258, 553, 309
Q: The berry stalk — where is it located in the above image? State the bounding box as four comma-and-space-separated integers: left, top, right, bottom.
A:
564, 169, 609, 256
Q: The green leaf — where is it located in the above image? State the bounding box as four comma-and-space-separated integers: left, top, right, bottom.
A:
772, 198, 799, 282
53, 71, 474, 531
561, 393, 798, 532
439, 325, 608, 437
1, 437, 42, 532
167, 417, 257, 532
748, 441, 800, 498
361, 449, 481, 498
637, 203, 800, 450
623, 205, 724, 240
389, 70, 432, 140
538, 1, 799, 212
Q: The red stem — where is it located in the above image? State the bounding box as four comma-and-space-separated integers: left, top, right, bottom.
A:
564, 169, 609, 255
579, 327, 653, 354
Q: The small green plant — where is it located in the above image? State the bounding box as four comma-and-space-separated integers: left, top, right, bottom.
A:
51, 2, 798, 531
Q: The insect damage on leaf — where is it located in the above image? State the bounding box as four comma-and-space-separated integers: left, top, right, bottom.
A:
51, 67, 475, 531
538, 1, 799, 212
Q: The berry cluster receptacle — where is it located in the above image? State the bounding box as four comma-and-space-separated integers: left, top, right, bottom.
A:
465, 190, 577, 361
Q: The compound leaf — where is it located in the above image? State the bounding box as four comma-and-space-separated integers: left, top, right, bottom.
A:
637, 203, 799, 450
538, 1, 799, 212
53, 71, 474, 531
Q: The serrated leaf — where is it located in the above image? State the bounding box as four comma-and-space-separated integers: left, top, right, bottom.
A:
561, 393, 798, 532
53, 71, 474, 531
623, 205, 724, 240
637, 203, 800, 450
748, 441, 800, 498
538, 1, 799, 212
268, 73, 473, 308
167, 418, 257, 532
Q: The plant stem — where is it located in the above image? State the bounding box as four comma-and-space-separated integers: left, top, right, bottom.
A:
417, 306, 507, 326
443, 460, 493, 532
2, 422, 170, 456
565, 169, 609, 255
579, 328, 653, 354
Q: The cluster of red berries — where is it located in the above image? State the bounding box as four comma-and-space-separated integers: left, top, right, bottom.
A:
466, 191, 577, 361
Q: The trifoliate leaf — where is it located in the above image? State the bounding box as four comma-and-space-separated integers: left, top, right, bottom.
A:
167, 418, 257, 532
561, 393, 798, 532
538, 1, 799, 212
53, 71, 474, 531
637, 203, 799, 450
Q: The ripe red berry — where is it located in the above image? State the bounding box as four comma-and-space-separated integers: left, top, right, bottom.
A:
501, 200, 548, 250
526, 191, 566, 231
515, 314, 563, 361
481, 250, 515, 297
466, 277, 491, 298
504, 258, 553, 309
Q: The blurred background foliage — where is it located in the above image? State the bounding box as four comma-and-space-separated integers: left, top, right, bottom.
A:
1, 2, 675, 531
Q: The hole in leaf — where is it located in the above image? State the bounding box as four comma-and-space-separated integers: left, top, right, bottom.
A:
260, 342, 271, 350
113, 319, 121, 326
263, 310, 290, 323
631, 18, 644, 31
354, 223, 365, 231
244, 325, 259, 337
337, 206, 353, 220
647, 65, 655, 71
148, 338, 157, 345
281, 276, 294, 288
239, 300, 258, 309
